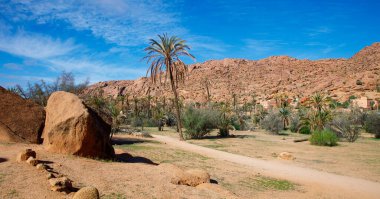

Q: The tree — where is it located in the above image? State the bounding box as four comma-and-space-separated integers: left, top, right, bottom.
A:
144, 33, 195, 140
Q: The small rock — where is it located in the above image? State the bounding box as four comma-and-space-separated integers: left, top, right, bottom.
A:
278, 152, 295, 160
72, 186, 100, 199
36, 163, 46, 170
26, 157, 38, 166
47, 173, 55, 179
171, 168, 210, 187
16, 149, 36, 162
49, 177, 72, 192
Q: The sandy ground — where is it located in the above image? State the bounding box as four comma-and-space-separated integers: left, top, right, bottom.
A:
152, 134, 380, 199
0, 132, 379, 199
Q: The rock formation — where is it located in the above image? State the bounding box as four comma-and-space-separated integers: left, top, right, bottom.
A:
42, 91, 114, 159
84, 43, 380, 104
0, 86, 45, 143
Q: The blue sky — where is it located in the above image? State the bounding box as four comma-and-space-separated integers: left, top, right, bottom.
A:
0, 0, 379, 87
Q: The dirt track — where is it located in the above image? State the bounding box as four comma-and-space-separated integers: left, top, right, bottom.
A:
152, 134, 380, 199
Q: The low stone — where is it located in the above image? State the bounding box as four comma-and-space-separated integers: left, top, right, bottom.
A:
36, 163, 46, 170
72, 187, 100, 199
26, 157, 38, 166
171, 168, 210, 187
47, 173, 55, 179
16, 149, 36, 162
278, 152, 295, 160
49, 177, 72, 192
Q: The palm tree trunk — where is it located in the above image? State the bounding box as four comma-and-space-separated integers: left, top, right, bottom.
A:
168, 66, 184, 140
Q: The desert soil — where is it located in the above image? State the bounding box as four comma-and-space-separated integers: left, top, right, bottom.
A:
1, 129, 379, 199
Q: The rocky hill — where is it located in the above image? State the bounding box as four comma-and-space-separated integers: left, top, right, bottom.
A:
84, 43, 380, 104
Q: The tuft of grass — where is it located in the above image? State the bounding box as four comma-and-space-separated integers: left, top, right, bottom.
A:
240, 176, 295, 191
0, 173, 5, 184
114, 143, 158, 151
6, 189, 19, 198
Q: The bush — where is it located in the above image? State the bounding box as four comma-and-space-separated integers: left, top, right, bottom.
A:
310, 129, 338, 146
356, 79, 363, 85
299, 126, 311, 134
364, 112, 380, 138
183, 107, 218, 139
260, 110, 284, 134
330, 113, 360, 142
289, 114, 300, 133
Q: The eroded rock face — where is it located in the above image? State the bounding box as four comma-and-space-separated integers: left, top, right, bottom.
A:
42, 91, 114, 159
0, 86, 45, 143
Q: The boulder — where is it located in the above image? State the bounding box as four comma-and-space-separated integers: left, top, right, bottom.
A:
42, 91, 114, 159
49, 177, 72, 192
0, 86, 45, 143
171, 168, 210, 187
72, 187, 100, 199
16, 149, 36, 162
278, 152, 295, 160
26, 156, 38, 166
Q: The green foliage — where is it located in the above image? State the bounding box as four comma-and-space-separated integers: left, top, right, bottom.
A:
364, 112, 380, 138
183, 106, 218, 139
289, 114, 300, 133
260, 110, 284, 134
310, 129, 338, 146
299, 126, 311, 134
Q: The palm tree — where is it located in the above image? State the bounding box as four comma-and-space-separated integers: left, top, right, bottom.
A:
279, 107, 290, 130
144, 33, 195, 140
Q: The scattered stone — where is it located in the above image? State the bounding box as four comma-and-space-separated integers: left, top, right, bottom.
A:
171, 168, 210, 187
26, 156, 39, 166
47, 173, 55, 179
36, 163, 46, 170
49, 177, 72, 192
42, 91, 114, 159
72, 186, 100, 199
16, 149, 36, 162
0, 86, 45, 144
278, 152, 295, 160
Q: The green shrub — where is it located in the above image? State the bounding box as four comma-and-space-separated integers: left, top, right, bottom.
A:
299, 126, 311, 134
310, 129, 338, 146
364, 112, 380, 138
183, 107, 218, 139
260, 110, 284, 134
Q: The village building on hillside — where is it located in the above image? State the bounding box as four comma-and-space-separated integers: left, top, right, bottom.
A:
352, 96, 379, 110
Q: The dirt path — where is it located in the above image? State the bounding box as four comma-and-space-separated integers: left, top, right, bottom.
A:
152, 134, 380, 198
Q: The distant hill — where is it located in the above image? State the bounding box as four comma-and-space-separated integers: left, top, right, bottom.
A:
84, 43, 380, 104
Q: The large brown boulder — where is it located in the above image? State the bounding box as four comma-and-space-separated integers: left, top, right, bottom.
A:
42, 91, 114, 158
0, 86, 45, 143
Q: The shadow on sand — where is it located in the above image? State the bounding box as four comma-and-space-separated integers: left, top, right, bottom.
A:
0, 157, 8, 163
112, 136, 158, 166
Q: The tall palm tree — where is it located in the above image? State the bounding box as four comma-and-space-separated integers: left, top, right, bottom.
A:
144, 33, 195, 140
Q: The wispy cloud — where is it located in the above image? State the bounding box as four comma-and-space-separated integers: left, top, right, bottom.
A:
2, 0, 184, 46
3, 63, 22, 70
0, 30, 79, 59
307, 26, 332, 37
243, 39, 287, 56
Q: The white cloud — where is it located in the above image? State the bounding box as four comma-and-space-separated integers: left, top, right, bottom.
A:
0, 31, 79, 59
244, 39, 287, 56
4, 0, 184, 46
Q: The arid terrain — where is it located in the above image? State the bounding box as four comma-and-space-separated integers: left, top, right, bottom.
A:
1, 128, 380, 199
85, 43, 380, 103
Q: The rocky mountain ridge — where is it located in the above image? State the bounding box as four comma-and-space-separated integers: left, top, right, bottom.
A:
84, 43, 380, 104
